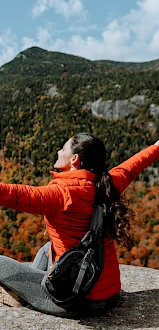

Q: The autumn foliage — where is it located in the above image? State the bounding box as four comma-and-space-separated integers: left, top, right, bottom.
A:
0, 152, 159, 269
0, 151, 49, 261
117, 181, 159, 269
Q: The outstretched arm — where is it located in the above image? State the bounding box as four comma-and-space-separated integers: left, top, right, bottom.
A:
109, 144, 159, 194
0, 182, 71, 216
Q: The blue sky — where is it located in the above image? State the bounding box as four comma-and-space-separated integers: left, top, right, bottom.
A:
0, 0, 159, 67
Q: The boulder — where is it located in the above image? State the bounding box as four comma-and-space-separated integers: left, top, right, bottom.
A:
12, 90, 20, 101
0, 265, 159, 329
86, 94, 149, 119
88, 98, 136, 119
48, 86, 60, 98
150, 104, 159, 119
25, 87, 31, 95
131, 95, 145, 105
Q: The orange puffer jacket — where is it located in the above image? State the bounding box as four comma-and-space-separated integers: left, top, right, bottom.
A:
0, 145, 159, 300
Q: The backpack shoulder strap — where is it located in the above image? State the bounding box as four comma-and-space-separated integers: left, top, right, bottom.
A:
91, 204, 105, 235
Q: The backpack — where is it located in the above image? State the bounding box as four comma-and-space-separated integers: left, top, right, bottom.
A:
41, 204, 105, 310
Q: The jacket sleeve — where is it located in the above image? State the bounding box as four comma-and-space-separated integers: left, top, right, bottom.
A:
0, 182, 71, 217
109, 145, 159, 194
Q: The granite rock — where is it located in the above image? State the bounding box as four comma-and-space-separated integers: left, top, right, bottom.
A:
0, 265, 159, 330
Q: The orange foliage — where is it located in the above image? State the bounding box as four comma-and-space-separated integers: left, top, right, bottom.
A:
0, 153, 159, 268
117, 181, 159, 269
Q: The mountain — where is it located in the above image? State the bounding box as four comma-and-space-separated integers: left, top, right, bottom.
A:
0, 46, 159, 175
0, 47, 101, 78
1, 47, 159, 80
1, 47, 159, 266
98, 58, 159, 72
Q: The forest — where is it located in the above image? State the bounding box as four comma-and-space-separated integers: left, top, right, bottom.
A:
0, 46, 159, 269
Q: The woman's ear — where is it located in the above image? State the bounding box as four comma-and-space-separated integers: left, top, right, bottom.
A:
70, 154, 80, 169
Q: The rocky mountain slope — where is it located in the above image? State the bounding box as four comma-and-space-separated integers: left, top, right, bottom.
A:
0, 47, 159, 265
0, 47, 159, 173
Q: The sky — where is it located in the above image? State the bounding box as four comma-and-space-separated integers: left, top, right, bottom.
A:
0, 0, 159, 67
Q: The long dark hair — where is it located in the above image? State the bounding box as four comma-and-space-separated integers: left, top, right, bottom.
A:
71, 132, 133, 247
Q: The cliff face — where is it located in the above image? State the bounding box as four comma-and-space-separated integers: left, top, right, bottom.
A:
87, 98, 136, 119
86, 95, 157, 120
87, 95, 159, 120
0, 265, 159, 330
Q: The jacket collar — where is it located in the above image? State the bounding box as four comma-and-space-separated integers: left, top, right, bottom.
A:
50, 169, 96, 182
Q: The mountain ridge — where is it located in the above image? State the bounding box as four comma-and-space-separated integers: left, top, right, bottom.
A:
0, 46, 159, 268
1, 46, 159, 77
0, 45, 159, 171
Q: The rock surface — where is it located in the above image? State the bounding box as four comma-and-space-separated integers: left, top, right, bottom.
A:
86, 95, 153, 120
86, 95, 149, 119
12, 90, 20, 101
47, 85, 60, 98
87, 98, 137, 119
150, 104, 159, 119
25, 87, 31, 95
0, 265, 159, 330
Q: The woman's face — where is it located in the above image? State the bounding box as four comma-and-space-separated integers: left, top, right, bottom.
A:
54, 138, 73, 171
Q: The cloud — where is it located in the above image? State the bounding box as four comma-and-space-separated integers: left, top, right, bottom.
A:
31, 0, 86, 19
138, 0, 159, 16
31, 0, 48, 19
28, 0, 159, 62
63, 0, 159, 61
2, 0, 159, 67
68, 24, 98, 34
62, 34, 131, 61
0, 29, 19, 67
149, 30, 159, 52
21, 26, 65, 51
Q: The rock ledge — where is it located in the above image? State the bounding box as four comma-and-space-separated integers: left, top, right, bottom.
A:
0, 265, 159, 330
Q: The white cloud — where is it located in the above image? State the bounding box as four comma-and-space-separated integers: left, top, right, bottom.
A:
21, 36, 36, 50
21, 26, 65, 51
62, 34, 130, 61
2, 0, 159, 67
28, 0, 159, 62
31, 0, 86, 19
149, 30, 159, 52
63, 0, 159, 61
68, 24, 98, 34
138, 0, 159, 16
102, 20, 130, 49
0, 29, 19, 67
37, 27, 51, 45
31, 0, 48, 19
22, 27, 51, 50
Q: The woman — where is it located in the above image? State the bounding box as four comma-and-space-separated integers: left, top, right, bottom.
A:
0, 133, 159, 317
